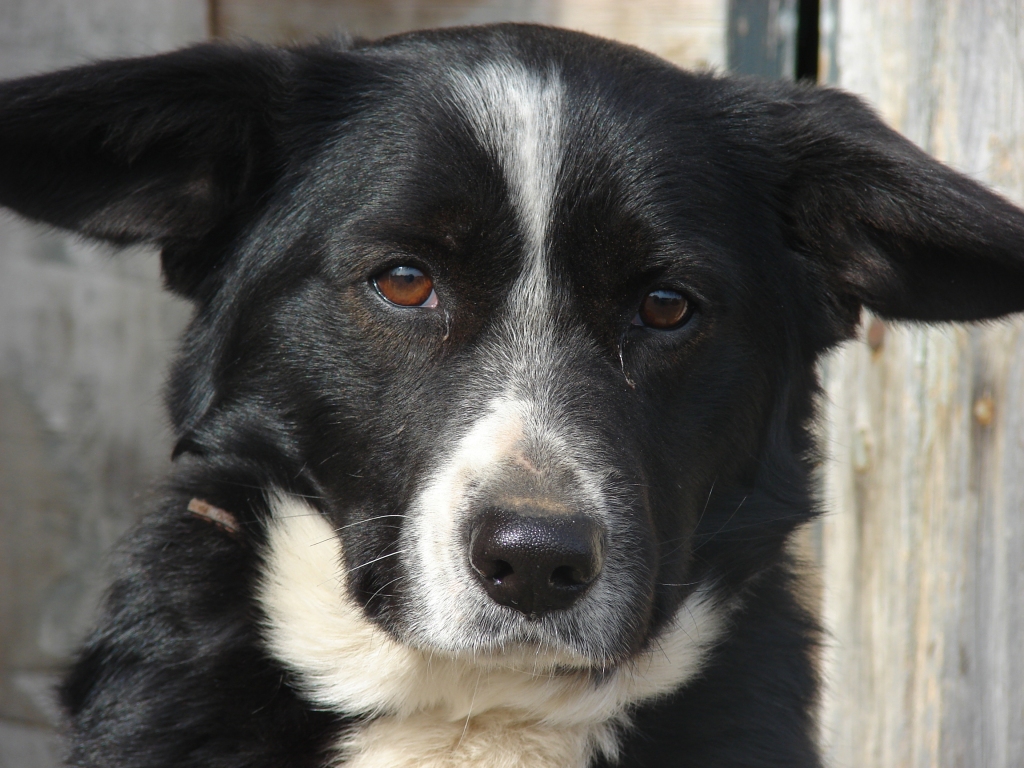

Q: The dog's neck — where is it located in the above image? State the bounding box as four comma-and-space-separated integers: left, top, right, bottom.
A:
338, 710, 616, 768
257, 496, 730, 767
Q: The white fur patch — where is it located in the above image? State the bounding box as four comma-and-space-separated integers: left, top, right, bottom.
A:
449, 61, 563, 317
258, 496, 731, 768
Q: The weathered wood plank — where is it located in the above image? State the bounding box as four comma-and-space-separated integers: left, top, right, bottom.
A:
213, 0, 727, 69
0, 0, 205, 754
819, 2, 1024, 765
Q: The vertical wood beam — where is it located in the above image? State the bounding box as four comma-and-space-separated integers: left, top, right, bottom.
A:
819, 2, 1024, 765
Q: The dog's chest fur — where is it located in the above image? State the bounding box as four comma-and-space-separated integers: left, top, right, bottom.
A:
259, 497, 728, 767
340, 714, 602, 768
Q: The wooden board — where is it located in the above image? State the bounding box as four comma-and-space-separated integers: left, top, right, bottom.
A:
819, 1, 1024, 765
211, 0, 727, 69
0, 0, 205, 757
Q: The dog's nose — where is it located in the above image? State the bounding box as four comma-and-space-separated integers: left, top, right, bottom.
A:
468, 508, 605, 617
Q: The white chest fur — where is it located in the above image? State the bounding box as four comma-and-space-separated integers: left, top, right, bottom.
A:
257, 497, 728, 767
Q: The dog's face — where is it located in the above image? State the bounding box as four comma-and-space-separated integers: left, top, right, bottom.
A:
4, 25, 1024, 679
193, 36, 812, 666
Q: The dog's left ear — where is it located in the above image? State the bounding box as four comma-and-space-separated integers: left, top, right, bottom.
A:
0, 44, 294, 296
772, 85, 1024, 324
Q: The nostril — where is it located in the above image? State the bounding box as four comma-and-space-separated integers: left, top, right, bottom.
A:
549, 564, 586, 589
490, 559, 514, 582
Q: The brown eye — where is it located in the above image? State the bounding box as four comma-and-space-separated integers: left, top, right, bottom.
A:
373, 266, 438, 308
635, 289, 691, 329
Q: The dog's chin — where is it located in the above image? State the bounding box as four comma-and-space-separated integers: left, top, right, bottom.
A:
394, 601, 645, 673
405, 636, 615, 676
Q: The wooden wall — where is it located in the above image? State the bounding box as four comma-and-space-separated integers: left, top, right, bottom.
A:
210, 0, 727, 69
819, 2, 1024, 765
0, 3, 206, 766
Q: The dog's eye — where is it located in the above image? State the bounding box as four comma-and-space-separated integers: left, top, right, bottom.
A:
633, 289, 692, 329
373, 266, 438, 308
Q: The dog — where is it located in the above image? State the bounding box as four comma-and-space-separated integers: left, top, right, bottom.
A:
2, 22, 1023, 768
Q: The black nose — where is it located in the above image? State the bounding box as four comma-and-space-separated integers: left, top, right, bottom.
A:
468, 508, 605, 617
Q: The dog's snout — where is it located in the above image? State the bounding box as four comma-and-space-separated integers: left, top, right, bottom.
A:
468, 507, 605, 617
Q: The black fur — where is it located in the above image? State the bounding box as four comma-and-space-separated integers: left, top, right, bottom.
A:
2, 23, 1024, 767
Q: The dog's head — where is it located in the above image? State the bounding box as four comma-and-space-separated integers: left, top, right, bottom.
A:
4, 25, 1024, 673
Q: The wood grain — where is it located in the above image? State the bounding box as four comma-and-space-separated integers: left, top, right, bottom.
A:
213, 0, 727, 69
0, 1, 204, 758
819, 2, 1024, 765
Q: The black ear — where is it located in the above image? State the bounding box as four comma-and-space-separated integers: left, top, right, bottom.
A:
773, 85, 1024, 324
0, 43, 292, 296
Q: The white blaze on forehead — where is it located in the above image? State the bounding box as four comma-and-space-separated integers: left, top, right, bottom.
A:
449, 61, 563, 316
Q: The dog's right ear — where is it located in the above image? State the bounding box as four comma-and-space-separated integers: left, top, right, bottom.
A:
0, 44, 296, 296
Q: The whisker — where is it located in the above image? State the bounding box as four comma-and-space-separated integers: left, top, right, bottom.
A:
692, 476, 717, 533
334, 514, 409, 532
652, 634, 672, 666
692, 494, 748, 553
692, 509, 809, 540
658, 479, 720, 561
456, 671, 482, 751
367, 575, 406, 604
308, 515, 410, 544
317, 451, 341, 467
348, 549, 408, 573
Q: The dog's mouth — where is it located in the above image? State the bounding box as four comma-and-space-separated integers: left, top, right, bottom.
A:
395, 502, 658, 666
400, 630, 613, 674
395, 499, 658, 669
